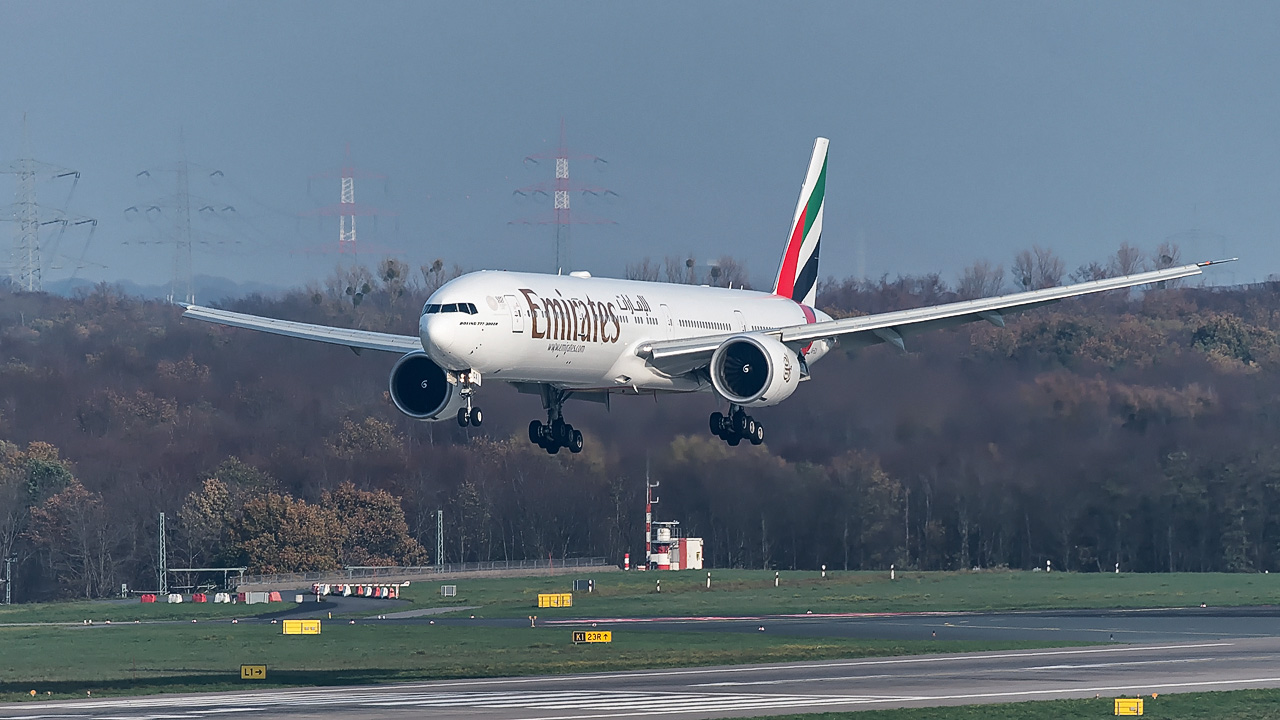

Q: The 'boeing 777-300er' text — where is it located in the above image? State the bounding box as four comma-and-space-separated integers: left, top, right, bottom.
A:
183, 138, 1233, 454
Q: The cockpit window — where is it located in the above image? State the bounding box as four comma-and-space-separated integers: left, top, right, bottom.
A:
422, 302, 478, 315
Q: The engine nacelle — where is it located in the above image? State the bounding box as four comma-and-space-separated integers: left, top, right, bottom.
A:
388, 352, 467, 421
709, 334, 802, 407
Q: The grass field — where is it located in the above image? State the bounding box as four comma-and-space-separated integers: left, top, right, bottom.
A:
394, 569, 1280, 618
773, 689, 1280, 719
0, 622, 1077, 702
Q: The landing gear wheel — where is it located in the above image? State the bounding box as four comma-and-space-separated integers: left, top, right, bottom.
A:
546, 442, 560, 455
569, 429, 584, 454
709, 412, 725, 437
750, 423, 765, 445
529, 420, 543, 444
457, 408, 470, 427
553, 420, 572, 446
745, 417, 757, 437
726, 434, 741, 446
470, 408, 483, 427
736, 413, 751, 436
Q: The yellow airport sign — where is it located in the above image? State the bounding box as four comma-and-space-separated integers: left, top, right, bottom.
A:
537, 593, 573, 608
240, 665, 266, 680
282, 619, 321, 635
572, 630, 612, 644
1114, 698, 1144, 715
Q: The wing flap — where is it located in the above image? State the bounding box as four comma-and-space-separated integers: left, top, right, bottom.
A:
181, 305, 421, 354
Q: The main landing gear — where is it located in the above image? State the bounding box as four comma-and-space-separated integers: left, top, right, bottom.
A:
528, 386, 584, 455
709, 406, 765, 446
456, 371, 483, 428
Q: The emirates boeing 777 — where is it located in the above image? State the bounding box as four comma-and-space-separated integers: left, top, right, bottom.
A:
183, 138, 1232, 454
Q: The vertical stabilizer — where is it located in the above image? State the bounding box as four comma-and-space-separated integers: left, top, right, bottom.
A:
772, 137, 828, 307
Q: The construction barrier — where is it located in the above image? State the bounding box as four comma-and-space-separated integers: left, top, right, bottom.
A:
268, 591, 282, 602
192, 593, 207, 603
213, 592, 231, 603
537, 593, 573, 608
140, 594, 156, 603
312, 583, 401, 599
167, 593, 183, 604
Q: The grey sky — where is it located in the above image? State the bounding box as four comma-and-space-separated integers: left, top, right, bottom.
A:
2, 1, 1276, 292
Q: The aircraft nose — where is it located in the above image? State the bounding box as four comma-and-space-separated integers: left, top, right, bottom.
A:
420, 315, 465, 368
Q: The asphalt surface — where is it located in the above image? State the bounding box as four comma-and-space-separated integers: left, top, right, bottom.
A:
3, 607, 1279, 719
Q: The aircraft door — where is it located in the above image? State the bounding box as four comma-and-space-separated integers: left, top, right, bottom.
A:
659, 304, 673, 339
505, 295, 524, 333
733, 310, 746, 332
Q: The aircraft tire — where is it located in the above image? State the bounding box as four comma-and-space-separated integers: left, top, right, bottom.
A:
569, 430, 584, 453
709, 412, 725, 437
470, 408, 483, 427
457, 408, 470, 427
529, 420, 543, 444
750, 424, 765, 445
726, 434, 741, 446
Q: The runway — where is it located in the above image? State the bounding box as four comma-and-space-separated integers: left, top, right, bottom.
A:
3, 608, 1278, 719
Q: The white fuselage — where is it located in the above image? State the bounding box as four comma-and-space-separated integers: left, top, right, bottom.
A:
419, 271, 832, 394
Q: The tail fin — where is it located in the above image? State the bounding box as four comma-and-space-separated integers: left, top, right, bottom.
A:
771, 137, 828, 307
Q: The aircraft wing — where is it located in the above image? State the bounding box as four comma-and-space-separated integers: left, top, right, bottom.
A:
181, 305, 421, 354
638, 260, 1231, 375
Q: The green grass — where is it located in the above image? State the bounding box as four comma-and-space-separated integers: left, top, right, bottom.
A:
773, 689, 1280, 719
0, 622, 1081, 702
394, 569, 1280, 618
0, 598, 292, 625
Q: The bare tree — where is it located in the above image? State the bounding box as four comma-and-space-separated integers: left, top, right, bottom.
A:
1013, 246, 1064, 290
1033, 245, 1065, 289
1154, 241, 1182, 270
957, 260, 1006, 299
625, 257, 660, 282
707, 255, 750, 288
664, 255, 697, 284
1110, 242, 1145, 277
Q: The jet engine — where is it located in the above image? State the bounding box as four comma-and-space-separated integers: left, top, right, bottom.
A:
388, 351, 467, 421
709, 334, 802, 407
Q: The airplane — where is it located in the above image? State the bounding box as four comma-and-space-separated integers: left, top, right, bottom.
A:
182, 137, 1233, 455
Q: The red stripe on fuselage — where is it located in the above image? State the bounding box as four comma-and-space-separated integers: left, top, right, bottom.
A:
775, 207, 806, 299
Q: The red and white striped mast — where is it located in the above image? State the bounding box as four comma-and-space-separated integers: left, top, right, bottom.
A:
645, 459, 658, 570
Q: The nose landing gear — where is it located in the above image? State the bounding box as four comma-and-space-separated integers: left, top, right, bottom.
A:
710, 407, 764, 446
456, 371, 483, 427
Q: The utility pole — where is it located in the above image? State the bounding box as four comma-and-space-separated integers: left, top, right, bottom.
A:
512, 120, 617, 273
127, 138, 239, 305
158, 512, 167, 595
3, 115, 97, 291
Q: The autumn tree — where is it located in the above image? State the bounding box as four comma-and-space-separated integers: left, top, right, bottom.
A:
323, 481, 428, 565
27, 481, 123, 598
231, 492, 346, 574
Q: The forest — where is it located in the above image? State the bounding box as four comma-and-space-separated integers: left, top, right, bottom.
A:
2, 243, 1279, 600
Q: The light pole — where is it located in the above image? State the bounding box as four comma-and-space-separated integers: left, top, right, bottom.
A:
3, 556, 15, 605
